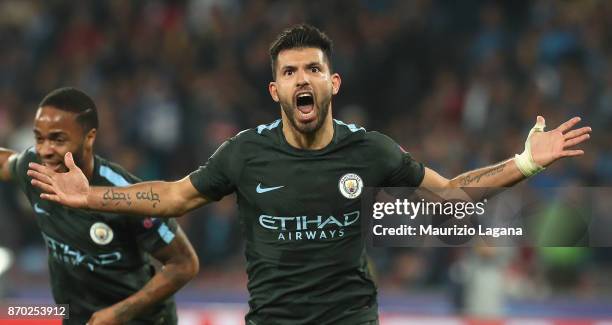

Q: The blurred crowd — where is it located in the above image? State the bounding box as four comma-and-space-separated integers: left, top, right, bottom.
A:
0, 0, 611, 315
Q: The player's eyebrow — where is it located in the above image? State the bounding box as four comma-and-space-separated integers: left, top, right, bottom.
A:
47, 131, 68, 138
280, 64, 296, 71
306, 62, 323, 69
281, 61, 322, 70
301, 61, 323, 69
33, 129, 68, 138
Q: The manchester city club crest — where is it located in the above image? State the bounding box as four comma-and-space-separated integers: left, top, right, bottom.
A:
338, 173, 363, 199
89, 222, 114, 245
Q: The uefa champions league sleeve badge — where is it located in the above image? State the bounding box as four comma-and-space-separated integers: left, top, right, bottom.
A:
339, 173, 363, 199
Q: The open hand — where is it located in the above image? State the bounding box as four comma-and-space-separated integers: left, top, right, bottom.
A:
27, 152, 90, 209
529, 116, 591, 167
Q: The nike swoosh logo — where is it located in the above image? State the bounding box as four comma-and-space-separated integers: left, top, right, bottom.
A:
256, 183, 285, 193
33, 203, 50, 216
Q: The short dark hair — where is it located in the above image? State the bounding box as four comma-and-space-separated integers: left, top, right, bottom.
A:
39, 87, 99, 131
269, 24, 334, 79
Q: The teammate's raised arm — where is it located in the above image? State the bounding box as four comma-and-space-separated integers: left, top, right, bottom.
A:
28, 152, 210, 218
0, 148, 17, 182
420, 116, 592, 189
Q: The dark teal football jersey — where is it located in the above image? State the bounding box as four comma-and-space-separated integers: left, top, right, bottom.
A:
10, 148, 178, 325
189, 119, 424, 325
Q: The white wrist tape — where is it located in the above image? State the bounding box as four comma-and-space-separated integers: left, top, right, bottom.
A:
514, 119, 546, 177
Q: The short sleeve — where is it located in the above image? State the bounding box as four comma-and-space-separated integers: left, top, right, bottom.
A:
134, 217, 179, 254
189, 139, 238, 201
8, 153, 19, 180
373, 133, 425, 187
9, 148, 37, 193
385, 150, 425, 187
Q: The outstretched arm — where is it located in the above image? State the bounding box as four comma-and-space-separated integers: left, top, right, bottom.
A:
87, 227, 199, 324
421, 116, 591, 189
0, 148, 17, 181
27, 152, 209, 218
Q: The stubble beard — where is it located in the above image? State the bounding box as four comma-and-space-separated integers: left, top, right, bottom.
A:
280, 96, 331, 135
60, 143, 86, 173
71, 145, 85, 170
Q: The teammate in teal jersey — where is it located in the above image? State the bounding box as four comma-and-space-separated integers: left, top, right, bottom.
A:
0, 88, 199, 325
26, 25, 591, 324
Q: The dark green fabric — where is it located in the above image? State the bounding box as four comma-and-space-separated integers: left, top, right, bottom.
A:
11, 149, 178, 324
190, 120, 424, 324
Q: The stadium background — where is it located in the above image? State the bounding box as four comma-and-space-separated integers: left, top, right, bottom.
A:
0, 0, 611, 323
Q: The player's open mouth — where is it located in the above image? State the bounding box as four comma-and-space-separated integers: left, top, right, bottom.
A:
295, 92, 315, 122
43, 161, 64, 172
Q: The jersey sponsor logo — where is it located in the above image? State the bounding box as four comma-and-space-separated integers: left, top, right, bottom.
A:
338, 173, 363, 199
256, 183, 285, 193
90, 222, 114, 245
259, 211, 360, 241
33, 203, 50, 216
42, 233, 121, 271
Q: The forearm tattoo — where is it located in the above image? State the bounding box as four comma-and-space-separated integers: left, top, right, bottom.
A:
458, 163, 506, 186
101, 187, 161, 208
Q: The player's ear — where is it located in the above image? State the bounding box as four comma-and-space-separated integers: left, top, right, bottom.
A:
269, 81, 279, 102
331, 73, 341, 95
84, 128, 96, 148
